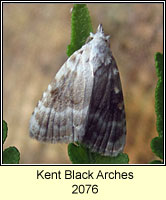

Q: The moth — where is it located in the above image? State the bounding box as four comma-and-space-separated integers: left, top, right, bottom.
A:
29, 24, 126, 157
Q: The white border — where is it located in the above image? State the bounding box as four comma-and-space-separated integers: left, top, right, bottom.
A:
1, 0, 165, 166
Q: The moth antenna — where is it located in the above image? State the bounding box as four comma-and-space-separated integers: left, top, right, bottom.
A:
97, 24, 104, 33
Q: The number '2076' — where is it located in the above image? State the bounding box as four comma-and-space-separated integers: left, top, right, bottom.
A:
72, 184, 98, 194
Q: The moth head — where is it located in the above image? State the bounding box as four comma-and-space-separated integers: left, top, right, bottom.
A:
96, 24, 110, 46
86, 24, 110, 47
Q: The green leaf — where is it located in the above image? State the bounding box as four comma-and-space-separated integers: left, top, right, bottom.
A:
150, 137, 163, 160
149, 160, 163, 164
67, 4, 93, 57
68, 143, 90, 164
93, 153, 129, 164
149, 53, 163, 164
68, 143, 129, 164
3, 120, 8, 144
155, 78, 163, 137
155, 52, 163, 78
155, 53, 163, 137
3, 146, 20, 164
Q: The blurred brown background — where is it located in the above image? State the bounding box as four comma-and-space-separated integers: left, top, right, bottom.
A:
3, 3, 163, 164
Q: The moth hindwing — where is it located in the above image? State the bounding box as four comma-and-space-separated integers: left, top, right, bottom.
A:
29, 24, 126, 157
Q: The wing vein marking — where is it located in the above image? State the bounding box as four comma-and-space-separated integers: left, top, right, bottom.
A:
45, 101, 54, 141
83, 65, 109, 145
37, 104, 47, 140
86, 66, 109, 128
90, 80, 112, 152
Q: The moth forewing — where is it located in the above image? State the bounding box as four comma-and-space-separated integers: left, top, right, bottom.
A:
29, 24, 126, 157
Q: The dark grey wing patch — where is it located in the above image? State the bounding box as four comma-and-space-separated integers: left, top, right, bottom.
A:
81, 55, 126, 157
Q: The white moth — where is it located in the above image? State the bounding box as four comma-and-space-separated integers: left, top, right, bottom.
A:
29, 24, 126, 157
